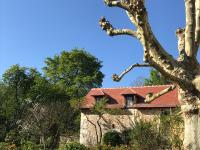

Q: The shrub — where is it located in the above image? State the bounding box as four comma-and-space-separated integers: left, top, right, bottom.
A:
0, 142, 17, 150
159, 109, 184, 149
65, 142, 88, 150
20, 140, 42, 150
91, 144, 132, 150
103, 131, 123, 147
121, 129, 132, 145
0, 142, 8, 150
128, 120, 162, 150
5, 129, 21, 146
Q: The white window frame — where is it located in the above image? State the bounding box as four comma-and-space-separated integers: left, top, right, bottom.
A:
125, 95, 136, 107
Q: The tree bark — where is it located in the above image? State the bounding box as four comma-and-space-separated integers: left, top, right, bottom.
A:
184, 114, 199, 150
179, 88, 200, 150
100, 0, 200, 149
185, 0, 196, 58
195, 0, 200, 49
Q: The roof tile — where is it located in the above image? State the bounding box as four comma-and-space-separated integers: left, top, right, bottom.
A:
81, 85, 180, 109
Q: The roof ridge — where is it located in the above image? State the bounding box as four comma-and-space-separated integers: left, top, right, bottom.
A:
129, 88, 137, 93
91, 84, 174, 90
100, 89, 105, 95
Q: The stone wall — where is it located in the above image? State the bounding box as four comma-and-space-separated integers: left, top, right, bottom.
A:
80, 108, 162, 146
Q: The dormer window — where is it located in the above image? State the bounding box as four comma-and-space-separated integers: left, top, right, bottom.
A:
95, 96, 103, 102
90, 89, 105, 103
125, 95, 136, 107
121, 88, 137, 108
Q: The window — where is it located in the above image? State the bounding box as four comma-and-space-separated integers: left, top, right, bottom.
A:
125, 95, 136, 107
95, 96, 103, 102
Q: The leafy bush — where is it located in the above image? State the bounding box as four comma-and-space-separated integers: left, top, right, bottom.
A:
127, 120, 164, 150
91, 144, 131, 150
5, 129, 21, 146
65, 142, 88, 150
103, 131, 123, 147
121, 129, 132, 145
0, 142, 17, 150
0, 142, 8, 149
20, 140, 42, 150
159, 109, 184, 149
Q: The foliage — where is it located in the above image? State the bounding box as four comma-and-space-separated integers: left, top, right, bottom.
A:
43, 49, 104, 100
121, 129, 132, 145
159, 109, 184, 149
144, 69, 170, 86
0, 65, 41, 143
90, 144, 131, 150
20, 140, 42, 150
0, 49, 104, 149
92, 97, 123, 116
4, 129, 21, 146
92, 98, 108, 116
127, 119, 165, 150
102, 131, 123, 147
0, 83, 12, 141
19, 100, 77, 149
117, 112, 183, 150
2, 65, 40, 107
64, 142, 88, 150
0, 142, 17, 150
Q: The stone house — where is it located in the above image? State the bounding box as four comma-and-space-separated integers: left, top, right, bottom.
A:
80, 85, 180, 146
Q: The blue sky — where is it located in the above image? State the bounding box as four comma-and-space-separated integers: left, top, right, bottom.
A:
0, 0, 187, 87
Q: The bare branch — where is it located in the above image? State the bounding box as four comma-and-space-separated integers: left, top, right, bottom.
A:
99, 17, 138, 38
112, 63, 150, 82
145, 85, 176, 103
124, 2, 189, 84
185, 0, 196, 57
104, 0, 129, 10
101, 0, 196, 89
102, 0, 181, 74
176, 28, 187, 61
195, 0, 200, 49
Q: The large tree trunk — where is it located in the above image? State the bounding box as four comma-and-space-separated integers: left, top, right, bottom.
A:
100, 0, 200, 149
179, 88, 200, 150
184, 113, 200, 149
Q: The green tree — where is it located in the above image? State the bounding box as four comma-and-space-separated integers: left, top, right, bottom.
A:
0, 65, 45, 149
2, 65, 41, 116
0, 83, 12, 141
0, 65, 41, 142
16, 70, 74, 150
43, 49, 104, 100
144, 69, 170, 86
0, 49, 104, 149
42, 49, 104, 147
0, 65, 75, 149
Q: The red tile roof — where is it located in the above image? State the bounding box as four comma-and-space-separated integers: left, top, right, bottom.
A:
81, 85, 180, 109
120, 88, 137, 95
90, 89, 105, 96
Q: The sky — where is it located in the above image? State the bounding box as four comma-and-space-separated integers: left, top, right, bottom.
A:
0, 0, 188, 87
